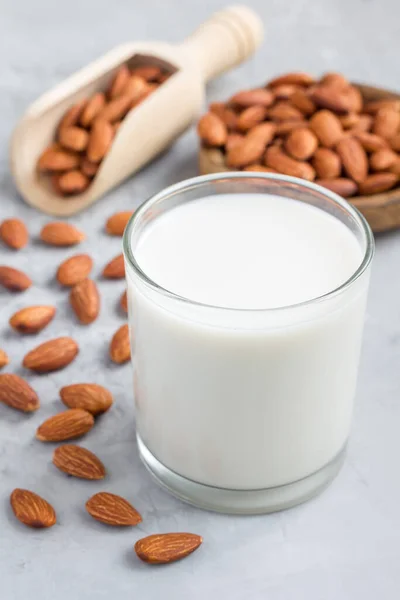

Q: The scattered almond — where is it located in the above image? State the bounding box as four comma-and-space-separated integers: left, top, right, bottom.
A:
56, 253, 93, 286
36, 408, 94, 442
135, 533, 203, 564
10, 489, 56, 529
9, 305, 56, 334
53, 445, 106, 480
0, 218, 29, 249
23, 336, 79, 373
86, 492, 142, 526
109, 324, 131, 364
120, 290, 128, 313
103, 253, 125, 279
106, 211, 134, 236
60, 383, 113, 415
0, 266, 32, 292
70, 279, 100, 325
0, 373, 39, 412
40, 222, 85, 246
0, 349, 9, 369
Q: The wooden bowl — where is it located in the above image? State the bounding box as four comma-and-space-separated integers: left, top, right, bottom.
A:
199, 83, 400, 233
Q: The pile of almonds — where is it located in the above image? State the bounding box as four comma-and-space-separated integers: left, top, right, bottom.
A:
0, 212, 201, 565
37, 64, 171, 197
198, 71, 400, 198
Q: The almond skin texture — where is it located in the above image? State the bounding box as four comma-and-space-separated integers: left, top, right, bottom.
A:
10, 489, 56, 529
53, 445, 106, 480
37, 146, 80, 172
40, 222, 85, 246
57, 254, 93, 286
358, 173, 398, 195
369, 149, 398, 171
0, 349, 9, 369
135, 533, 203, 564
285, 128, 318, 160
58, 126, 89, 152
230, 88, 274, 108
103, 254, 125, 279
120, 290, 128, 313
309, 110, 343, 148
336, 137, 368, 183
0, 266, 32, 292
0, 218, 28, 249
264, 146, 316, 181
106, 211, 134, 236
60, 383, 113, 415
373, 108, 400, 139
80, 92, 106, 127
56, 170, 90, 195
316, 177, 358, 197
70, 279, 100, 325
36, 409, 94, 442
0, 374, 39, 412
9, 305, 56, 334
197, 113, 227, 146
312, 148, 342, 179
109, 324, 131, 364
87, 119, 114, 163
23, 337, 79, 373
86, 492, 142, 526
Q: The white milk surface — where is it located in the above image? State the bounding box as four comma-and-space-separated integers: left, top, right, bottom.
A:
128, 193, 370, 490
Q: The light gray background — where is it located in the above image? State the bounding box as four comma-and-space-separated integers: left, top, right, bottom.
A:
1, 0, 399, 598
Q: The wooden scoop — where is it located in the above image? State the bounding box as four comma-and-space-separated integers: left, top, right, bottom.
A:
10, 6, 263, 216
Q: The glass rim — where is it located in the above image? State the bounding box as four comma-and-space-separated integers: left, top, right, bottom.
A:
123, 172, 375, 314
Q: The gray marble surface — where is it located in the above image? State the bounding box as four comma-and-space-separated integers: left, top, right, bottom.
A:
1, 0, 400, 598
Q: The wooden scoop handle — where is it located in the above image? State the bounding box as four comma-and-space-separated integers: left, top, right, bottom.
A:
179, 6, 264, 83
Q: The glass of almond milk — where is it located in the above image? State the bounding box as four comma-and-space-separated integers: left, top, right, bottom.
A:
123, 173, 374, 514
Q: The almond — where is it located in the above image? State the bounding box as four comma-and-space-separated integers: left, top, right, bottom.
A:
197, 113, 227, 146
309, 85, 352, 113
229, 88, 274, 108
124, 75, 149, 105
290, 89, 316, 116
225, 133, 245, 152
236, 106, 267, 132
0, 266, 32, 292
0, 374, 40, 412
87, 119, 114, 163
55, 170, 90, 195
70, 279, 100, 325
248, 122, 277, 144
9, 305, 56, 334
268, 72, 315, 87
353, 131, 389, 152
106, 211, 134, 236
336, 137, 368, 182
373, 107, 400, 139
309, 110, 343, 147
86, 492, 142, 526
275, 120, 308, 135
272, 84, 298, 99
102, 253, 125, 279
369, 148, 398, 171
210, 103, 238, 130
345, 86, 363, 113
135, 533, 202, 564
340, 113, 362, 129
10, 489, 56, 528
351, 114, 373, 132
364, 99, 400, 114
389, 133, 400, 151
58, 99, 87, 131
53, 445, 106, 480
321, 73, 349, 88
358, 172, 398, 195
58, 126, 89, 152
37, 146, 80, 172
120, 290, 128, 313
0, 218, 28, 249
226, 124, 276, 168
97, 94, 132, 123
36, 409, 94, 442
81, 158, 99, 178
312, 148, 342, 179
316, 177, 358, 197
264, 146, 316, 181
80, 92, 107, 127
23, 336, 79, 373
268, 102, 303, 122
40, 222, 85, 246
60, 383, 113, 415
0, 349, 9, 369
131, 65, 161, 82
57, 254, 93, 286
285, 128, 318, 160
109, 324, 131, 364
108, 65, 130, 98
